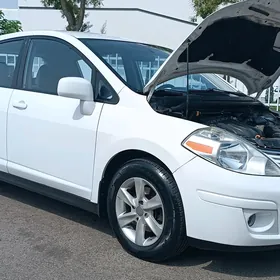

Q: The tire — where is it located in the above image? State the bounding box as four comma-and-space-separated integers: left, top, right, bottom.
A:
107, 158, 188, 262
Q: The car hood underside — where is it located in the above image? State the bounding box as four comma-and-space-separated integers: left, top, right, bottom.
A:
144, 0, 280, 96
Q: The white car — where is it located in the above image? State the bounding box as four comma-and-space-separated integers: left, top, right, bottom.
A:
1, 0, 280, 262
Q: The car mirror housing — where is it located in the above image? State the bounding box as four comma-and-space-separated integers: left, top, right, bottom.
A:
58, 77, 95, 115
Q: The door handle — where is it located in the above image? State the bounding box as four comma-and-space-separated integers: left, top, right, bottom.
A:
12, 100, 27, 110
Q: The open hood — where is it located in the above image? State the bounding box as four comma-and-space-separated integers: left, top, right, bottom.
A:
144, 0, 280, 97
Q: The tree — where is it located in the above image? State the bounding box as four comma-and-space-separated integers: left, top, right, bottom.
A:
0, 10, 22, 35
100, 20, 107, 34
192, 0, 241, 19
41, 0, 103, 32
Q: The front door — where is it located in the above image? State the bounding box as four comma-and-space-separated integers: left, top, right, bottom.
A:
7, 37, 103, 199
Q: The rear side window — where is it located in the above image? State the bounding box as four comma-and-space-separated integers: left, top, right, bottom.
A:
0, 39, 23, 88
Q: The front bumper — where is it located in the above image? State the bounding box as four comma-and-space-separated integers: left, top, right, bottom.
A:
173, 156, 280, 247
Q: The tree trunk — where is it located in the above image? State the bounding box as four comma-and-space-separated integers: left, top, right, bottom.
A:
76, 0, 86, 31
60, 0, 75, 30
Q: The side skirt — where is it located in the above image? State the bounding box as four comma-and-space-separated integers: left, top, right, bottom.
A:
0, 171, 99, 215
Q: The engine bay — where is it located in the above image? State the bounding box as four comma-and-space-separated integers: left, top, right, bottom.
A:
150, 89, 280, 150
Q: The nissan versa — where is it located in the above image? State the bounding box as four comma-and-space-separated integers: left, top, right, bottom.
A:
0, 0, 280, 262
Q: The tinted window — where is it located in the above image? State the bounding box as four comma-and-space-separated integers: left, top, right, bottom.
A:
156, 74, 226, 91
81, 39, 237, 94
136, 59, 161, 85
0, 39, 23, 88
103, 53, 126, 81
77, 59, 92, 82
81, 39, 167, 92
23, 39, 93, 95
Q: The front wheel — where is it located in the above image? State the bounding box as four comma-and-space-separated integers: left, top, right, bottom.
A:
107, 158, 188, 262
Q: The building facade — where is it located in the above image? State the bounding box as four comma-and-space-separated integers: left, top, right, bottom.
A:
0, 0, 197, 49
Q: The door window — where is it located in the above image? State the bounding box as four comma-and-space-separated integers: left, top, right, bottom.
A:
0, 39, 23, 88
23, 38, 93, 95
77, 59, 92, 82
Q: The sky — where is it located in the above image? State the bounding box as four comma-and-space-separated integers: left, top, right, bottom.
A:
0, 0, 18, 9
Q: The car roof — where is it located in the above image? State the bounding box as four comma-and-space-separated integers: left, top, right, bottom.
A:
59, 30, 132, 41
0, 30, 140, 43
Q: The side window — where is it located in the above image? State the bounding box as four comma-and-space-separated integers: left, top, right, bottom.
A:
0, 40, 23, 89
32, 56, 45, 78
77, 59, 92, 82
23, 38, 93, 95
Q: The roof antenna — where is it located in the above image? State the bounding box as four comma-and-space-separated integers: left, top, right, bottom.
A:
186, 41, 190, 119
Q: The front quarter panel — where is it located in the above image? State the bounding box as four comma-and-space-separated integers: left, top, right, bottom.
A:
91, 87, 205, 203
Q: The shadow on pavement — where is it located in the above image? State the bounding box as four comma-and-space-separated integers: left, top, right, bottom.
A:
2, 183, 280, 278
165, 243, 280, 278
0, 183, 113, 237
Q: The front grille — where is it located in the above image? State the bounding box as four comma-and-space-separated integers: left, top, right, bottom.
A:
262, 150, 280, 166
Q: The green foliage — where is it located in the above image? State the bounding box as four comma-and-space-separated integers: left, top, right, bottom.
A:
192, 0, 241, 18
0, 10, 22, 35
41, 0, 103, 31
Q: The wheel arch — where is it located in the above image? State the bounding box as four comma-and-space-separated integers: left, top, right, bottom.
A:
97, 149, 174, 218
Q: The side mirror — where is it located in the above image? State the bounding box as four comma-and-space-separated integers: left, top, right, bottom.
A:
57, 77, 95, 116
58, 77, 93, 101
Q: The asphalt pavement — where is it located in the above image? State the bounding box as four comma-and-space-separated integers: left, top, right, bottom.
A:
1, 182, 280, 280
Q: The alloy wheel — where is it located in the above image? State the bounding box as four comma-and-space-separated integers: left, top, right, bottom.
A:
115, 177, 165, 246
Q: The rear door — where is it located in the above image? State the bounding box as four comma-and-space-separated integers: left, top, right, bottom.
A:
0, 39, 24, 173
7, 37, 104, 199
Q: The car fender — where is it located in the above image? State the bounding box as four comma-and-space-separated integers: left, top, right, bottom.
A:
90, 87, 205, 203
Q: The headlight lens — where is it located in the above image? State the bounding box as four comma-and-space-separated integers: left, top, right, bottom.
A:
182, 127, 280, 176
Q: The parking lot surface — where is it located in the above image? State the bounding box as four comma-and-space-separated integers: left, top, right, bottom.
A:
1, 183, 280, 280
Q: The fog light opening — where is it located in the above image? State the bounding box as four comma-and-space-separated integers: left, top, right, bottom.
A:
248, 214, 256, 227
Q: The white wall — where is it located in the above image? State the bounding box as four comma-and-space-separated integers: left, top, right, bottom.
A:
1, 8, 19, 20
18, 0, 196, 22
18, 9, 196, 49
0, 0, 197, 49
17, 0, 197, 49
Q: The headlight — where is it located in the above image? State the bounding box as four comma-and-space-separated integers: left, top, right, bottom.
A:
182, 127, 280, 176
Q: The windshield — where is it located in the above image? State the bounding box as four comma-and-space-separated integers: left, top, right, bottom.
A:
81, 39, 237, 93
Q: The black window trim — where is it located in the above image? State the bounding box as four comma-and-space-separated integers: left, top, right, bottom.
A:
0, 36, 27, 90
16, 35, 119, 105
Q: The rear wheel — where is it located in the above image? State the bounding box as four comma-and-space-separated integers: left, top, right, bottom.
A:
107, 158, 188, 262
